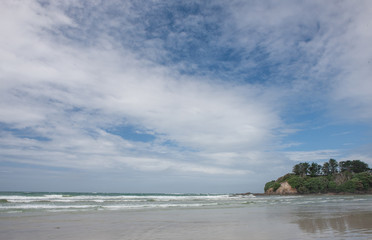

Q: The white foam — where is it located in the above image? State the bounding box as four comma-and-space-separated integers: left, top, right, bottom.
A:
0, 193, 255, 213
103, 202, 218, 210
0, 204, 96, 210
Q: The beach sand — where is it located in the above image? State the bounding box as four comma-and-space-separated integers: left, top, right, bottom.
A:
1, 200, 371, 240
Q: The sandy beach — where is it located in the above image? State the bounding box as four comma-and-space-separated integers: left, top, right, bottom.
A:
1, 194, 371, 240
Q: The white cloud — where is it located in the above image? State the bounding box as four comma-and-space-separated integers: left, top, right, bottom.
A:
285, 150, 340, 163
327, 2, 372, 122
0, 0, 285, 176
1, 0, 371, 193
223, 0, 372, 124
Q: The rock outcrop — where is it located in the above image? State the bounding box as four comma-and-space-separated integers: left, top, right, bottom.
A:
265, 181, 298, 195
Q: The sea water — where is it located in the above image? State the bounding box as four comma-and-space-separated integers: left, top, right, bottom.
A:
0, 192, 243, 213
1, 192, 371, 239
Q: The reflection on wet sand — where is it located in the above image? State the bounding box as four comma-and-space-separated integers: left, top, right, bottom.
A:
1, 195, 371, 240
295, 211, 372, 235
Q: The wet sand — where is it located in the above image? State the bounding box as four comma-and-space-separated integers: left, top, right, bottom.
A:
1, 196, 372, 240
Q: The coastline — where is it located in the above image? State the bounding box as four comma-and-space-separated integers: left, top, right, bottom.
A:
1, 194, 371, 240
234, 192, 372, 197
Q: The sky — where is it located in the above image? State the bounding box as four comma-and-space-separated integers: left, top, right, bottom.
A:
0, 0, 372, 193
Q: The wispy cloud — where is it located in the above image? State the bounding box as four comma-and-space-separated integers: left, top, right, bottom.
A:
1, 0, 372, 192
0, 0, 285, 178
285, 150, 340, 163
223, 0, 372, 122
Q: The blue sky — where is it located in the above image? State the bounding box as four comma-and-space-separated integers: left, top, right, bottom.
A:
0, 0, 372, 193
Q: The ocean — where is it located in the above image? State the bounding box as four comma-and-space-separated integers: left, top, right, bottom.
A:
1, 192, 372, 239
0, 192, 248, 213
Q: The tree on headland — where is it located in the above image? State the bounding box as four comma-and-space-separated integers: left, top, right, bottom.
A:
339, 160, 352, 172
351, 160, 370, 173
340, 160, 370, 173
321, 159, 338, 175
293, 159, 369, 176
266, 159, 371, 194
293, 162, 310, 177
329, 158, 338, 174
322, 162, 330, 176
309, 162, 322, 177
292, 164, 301, 175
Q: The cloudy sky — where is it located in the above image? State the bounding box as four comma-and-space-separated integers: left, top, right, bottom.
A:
1, 0, 372, 193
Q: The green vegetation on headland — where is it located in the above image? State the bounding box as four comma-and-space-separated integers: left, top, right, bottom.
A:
265, 159, 372, 194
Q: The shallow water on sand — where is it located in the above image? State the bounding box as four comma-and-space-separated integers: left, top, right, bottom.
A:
1, 193, 371, 240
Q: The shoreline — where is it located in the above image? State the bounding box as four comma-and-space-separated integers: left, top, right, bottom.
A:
234, 192, 372, 197
2, 195, 371, 240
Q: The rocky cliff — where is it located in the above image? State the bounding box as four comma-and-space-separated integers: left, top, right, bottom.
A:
265, 181, 298, 195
